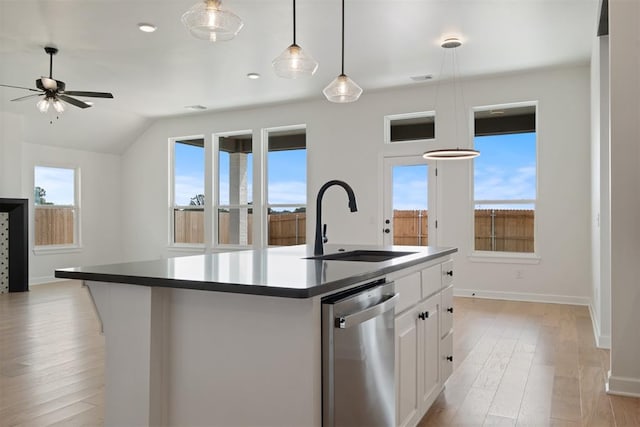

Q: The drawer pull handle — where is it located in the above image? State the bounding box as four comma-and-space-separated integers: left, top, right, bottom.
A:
447, 307, 454, 313
446, 270, 453, 277
446, 356, 453, 362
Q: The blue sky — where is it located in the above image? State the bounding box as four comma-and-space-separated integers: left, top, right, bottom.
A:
34, 166, 75, 205
170, 133, 536, 209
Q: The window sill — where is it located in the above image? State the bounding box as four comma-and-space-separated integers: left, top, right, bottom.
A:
167, 245, 206, 253
469, 251, 541, 265
33, 245, 83, 255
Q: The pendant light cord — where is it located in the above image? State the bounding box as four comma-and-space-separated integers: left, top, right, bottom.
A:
341, 0, 345, 75
293, 0, 297, 45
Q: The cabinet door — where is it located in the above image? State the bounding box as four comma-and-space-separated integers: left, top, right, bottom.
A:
418, 294, 440, 410
440, 285, 454, 339
395, 308, 420, 427
440, 332, 454, 384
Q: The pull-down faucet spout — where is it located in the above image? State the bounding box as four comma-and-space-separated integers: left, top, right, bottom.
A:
314, 180, 358, 256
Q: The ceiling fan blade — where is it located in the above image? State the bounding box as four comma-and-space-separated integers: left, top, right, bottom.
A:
58, 94, 91, 109
11, 93, 42, 102
63, 91, 114, 98
0, 84, 41, 92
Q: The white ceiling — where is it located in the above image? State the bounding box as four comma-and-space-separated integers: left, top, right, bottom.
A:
0, 0, 599, 154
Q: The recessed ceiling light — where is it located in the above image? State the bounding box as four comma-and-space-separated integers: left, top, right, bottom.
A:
138, 23, 157, 33
410, 74, 433, 82
185, 105, 207, 110
246, 73, 261, 80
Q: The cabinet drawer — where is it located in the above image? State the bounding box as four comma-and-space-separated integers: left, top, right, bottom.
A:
420, 264, 441, 299
394, 271, 421, 314
440, 285, 454, 338
440, 332, 453, 384
441, 260, 454, 287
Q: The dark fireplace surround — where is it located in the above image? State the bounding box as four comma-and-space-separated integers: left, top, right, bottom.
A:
0, 198, 29, 292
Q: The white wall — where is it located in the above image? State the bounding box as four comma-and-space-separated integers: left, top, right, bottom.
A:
608, 0, 640, 397
121, 65, 592, 303
590, 34, 612, 349
18, 142, 122, 284
0, 111, 24, 197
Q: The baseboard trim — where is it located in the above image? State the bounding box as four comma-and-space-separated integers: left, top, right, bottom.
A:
30, 276, 71, 286
453, 288, 591, 306
606, 373, 640, 397
588, 304, 611, 349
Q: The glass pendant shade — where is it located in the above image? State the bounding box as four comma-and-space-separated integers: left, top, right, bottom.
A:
36, 98, 50, 113
272, 44, 318, 78
422, 148, 480, 160
323, 74, 362, 103
181, 0, 243, 42
52, 98, 65, 113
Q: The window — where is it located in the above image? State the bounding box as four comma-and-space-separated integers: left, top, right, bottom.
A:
34, 166, 78, 247
266, 126, 307, 246
216, 132, 253, 246
473, 105, 536, 253
172, 137, 205, 245
384, 111, 435, 144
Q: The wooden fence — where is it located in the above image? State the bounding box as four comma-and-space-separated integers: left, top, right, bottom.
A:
35, 207, 74, 246
39, 207, 533, 252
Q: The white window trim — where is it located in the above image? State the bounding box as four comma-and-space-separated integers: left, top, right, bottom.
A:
384, 111, 436, 145
33, 165, 81, 251
470, 101, 539, 260
168, 135, 206, 249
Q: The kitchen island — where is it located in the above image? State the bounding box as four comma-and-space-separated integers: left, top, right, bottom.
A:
55, 244, 457, 427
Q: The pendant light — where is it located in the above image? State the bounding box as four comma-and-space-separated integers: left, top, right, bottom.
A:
272, 0, 318, 78
422, 38, 479, 160
181, 0, 243, 42
323, 0, 362, 103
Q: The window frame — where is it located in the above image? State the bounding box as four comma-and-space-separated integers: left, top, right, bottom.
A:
169, 135, 206, 249
33, 164, 81, 254
262, 124, 308, 247
470, 101, 540, 260
384, 111, 436, 145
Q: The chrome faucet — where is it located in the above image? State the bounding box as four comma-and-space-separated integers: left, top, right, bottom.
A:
314, 180, 358, 256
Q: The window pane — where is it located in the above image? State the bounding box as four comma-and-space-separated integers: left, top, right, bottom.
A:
218, 135, 253, 206
34, 206, 74, 245
268, 207, 306, 246
174, 139, 205, 206
392, 164, 428, 246
174, 208, 204, 244
268, 130, 306, 205
218, 208, 253, 245
388, 114, 435, 143
34, 166, 74, 205
474, 132, 536, 201
474, 205, 534, 253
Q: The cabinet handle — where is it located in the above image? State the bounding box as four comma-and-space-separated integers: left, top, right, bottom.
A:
446, 270, 453, 277
447, 307, 454, 313
418, 311, 429, 320
446, 356, 453, 362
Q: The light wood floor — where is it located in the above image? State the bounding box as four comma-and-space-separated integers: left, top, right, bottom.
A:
1, 282, 639, 426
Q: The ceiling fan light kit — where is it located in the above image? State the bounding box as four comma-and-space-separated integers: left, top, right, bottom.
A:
181, 0, 243, 42
272, 0, 318, 79
0, 46, 114, 116
324, 0, 362, 103
422, 37, 479, 160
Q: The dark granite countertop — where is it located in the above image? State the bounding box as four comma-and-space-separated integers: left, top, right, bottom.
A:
55, 244, 457, 298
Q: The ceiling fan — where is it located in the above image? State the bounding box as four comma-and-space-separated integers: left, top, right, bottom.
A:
0, 46, 114, 113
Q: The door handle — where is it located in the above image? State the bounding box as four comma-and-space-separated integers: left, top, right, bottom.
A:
335, 293, 399, 328
384, 228, 390, 234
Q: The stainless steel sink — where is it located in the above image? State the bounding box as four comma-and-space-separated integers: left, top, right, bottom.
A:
305, 250, 417, 262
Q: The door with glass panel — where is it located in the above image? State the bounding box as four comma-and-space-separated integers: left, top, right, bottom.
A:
383, 156, 436, 247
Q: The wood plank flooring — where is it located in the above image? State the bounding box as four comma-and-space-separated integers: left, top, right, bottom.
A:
1, 281, 639, 426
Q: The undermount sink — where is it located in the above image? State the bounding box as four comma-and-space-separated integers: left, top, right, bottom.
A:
305, 250, 418, 262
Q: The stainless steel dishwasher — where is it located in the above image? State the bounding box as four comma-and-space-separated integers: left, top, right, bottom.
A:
322, 279, 398, 427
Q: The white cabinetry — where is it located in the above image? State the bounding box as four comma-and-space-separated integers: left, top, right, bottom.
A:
393, 258, 454, 427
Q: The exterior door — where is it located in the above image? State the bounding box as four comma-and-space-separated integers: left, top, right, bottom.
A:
383, 156, 437, 246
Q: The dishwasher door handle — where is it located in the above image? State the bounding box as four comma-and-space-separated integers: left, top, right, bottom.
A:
335, 293, 399, 329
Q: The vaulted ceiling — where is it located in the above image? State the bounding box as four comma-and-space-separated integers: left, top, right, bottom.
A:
0, 0, 599, 154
